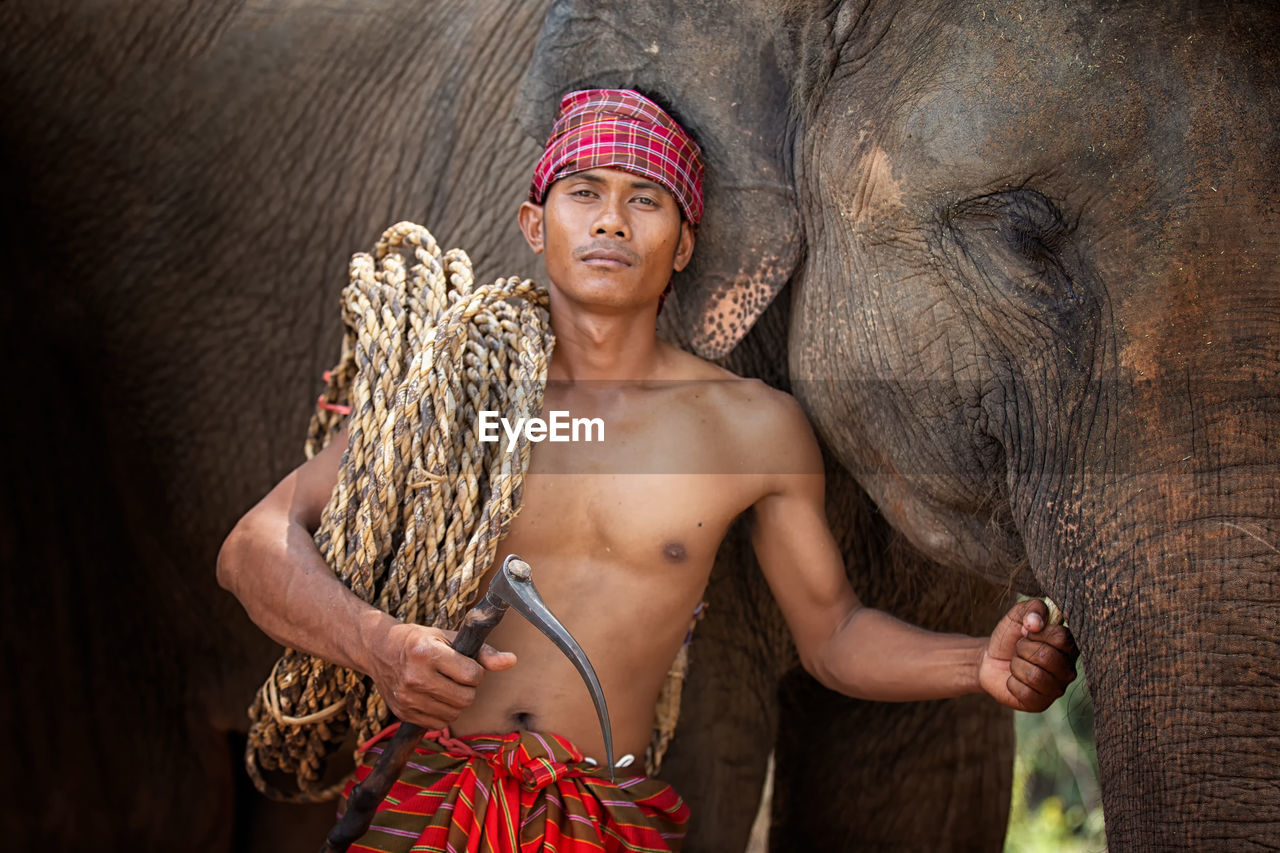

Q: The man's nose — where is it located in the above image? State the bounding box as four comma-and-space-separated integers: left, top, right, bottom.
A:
591, 198, 629, 239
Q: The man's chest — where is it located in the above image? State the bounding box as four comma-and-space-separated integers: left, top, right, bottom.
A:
505, 469, 752, 570
497, 386, 768, 566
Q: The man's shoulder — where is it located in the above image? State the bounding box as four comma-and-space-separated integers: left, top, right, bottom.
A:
656, 342, 737, 382
657, 344, 816, 450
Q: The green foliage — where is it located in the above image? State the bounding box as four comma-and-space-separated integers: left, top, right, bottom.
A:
1005, 659, 1107, 853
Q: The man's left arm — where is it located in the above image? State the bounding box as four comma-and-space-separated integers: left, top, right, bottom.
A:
748, 398, 1078, 711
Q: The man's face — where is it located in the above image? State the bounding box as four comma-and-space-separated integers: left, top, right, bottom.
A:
519, 167, 695, 311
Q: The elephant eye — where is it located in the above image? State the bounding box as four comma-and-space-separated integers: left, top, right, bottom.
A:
1002, 194, 1073, 287
942, 189, 1086, 307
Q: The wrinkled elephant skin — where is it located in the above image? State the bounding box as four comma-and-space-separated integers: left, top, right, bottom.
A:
0, 1, 551, 849
789, 6, 1280, 848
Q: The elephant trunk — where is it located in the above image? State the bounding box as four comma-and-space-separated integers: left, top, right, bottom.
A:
1049, 389, 1280, 848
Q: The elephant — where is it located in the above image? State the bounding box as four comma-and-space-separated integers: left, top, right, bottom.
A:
2, 1, 1275, 852
521, 0, 1280, 849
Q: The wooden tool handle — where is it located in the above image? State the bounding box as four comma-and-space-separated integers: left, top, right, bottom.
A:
451, 591, 509, 657
319, 592, 510, 853
319, 721, 425, 852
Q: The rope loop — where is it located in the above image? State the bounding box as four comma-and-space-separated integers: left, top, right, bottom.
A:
249, 222, 552, 801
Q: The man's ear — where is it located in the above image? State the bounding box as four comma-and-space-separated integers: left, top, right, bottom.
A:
673, 220, 695, 272
518, 200, 545, 254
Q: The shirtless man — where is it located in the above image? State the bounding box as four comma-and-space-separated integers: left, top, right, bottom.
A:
218, 89, 1077, 851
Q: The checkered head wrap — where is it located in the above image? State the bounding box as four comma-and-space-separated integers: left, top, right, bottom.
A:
529, 89, 704, 224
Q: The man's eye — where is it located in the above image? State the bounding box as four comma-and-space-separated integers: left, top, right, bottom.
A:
571, 189, 596, 198
634, 196, 657, 206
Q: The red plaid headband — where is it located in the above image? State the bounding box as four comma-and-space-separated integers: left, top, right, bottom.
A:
529, 89, 704, 224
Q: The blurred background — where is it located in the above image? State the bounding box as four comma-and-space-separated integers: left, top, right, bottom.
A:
1005, 659, 1105, 852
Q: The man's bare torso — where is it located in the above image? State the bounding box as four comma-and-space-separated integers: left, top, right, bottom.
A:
450, 346, 797, 763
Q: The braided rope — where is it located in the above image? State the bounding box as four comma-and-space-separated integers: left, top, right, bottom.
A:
244, 222, 553, 802
647, 603, 707, 775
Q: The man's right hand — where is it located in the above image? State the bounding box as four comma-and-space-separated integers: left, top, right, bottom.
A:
217, 428, 514, 729
367, 622, 517, 729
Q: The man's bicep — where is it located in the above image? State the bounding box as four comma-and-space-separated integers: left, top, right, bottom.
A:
259, 427, 347, 533
749, 471, 863, 666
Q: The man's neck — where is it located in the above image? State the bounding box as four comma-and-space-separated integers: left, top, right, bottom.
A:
546, 302, 666, 383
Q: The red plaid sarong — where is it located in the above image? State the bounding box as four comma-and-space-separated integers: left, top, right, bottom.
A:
529, 89, 704, 225
339, 727, 689, 852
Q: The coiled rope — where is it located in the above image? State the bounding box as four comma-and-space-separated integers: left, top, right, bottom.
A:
245, 222, 553, 801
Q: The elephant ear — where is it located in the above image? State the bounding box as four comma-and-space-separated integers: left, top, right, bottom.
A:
518, 0, 802, 359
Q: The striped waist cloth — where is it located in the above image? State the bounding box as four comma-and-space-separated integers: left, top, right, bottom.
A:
340, 726, 688, 852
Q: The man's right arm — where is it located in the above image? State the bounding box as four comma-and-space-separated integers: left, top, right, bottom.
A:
744, 394, 1078, 711
216, 429, 514, 729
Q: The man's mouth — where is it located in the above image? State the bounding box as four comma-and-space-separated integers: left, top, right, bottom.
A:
576, 245, 638, 268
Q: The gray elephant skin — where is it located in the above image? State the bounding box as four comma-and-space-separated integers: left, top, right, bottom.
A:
3, 1, 1277, 852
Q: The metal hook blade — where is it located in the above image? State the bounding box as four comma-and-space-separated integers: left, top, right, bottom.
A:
494, 555, 615, 781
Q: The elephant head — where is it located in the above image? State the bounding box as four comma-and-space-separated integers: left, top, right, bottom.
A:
524, 0, 1280, 848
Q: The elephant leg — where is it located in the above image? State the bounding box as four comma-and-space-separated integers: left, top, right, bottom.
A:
772, 681, 1013, 850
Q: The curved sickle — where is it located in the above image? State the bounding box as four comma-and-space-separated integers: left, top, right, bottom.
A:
493, 555, 615, 779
